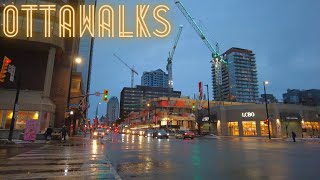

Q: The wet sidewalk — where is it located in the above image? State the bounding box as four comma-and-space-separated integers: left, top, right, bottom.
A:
0, 137, 121, 179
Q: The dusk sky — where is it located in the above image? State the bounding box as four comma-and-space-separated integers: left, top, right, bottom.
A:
88, 0, 320, 119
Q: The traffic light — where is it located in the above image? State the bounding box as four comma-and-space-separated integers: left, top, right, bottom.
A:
0, 56, 12, 83
192, 102, 196, 110
103, 89, 109, 101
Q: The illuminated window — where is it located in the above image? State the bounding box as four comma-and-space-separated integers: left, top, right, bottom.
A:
260, 121, 272, 136
242, 121, 257, 136
304, 122, 320, 132
4, 111, 39, 130
228, 122, 239, 136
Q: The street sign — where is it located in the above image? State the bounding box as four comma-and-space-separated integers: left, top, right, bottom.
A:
8, 64, 15, 82
95, 92, 100, 96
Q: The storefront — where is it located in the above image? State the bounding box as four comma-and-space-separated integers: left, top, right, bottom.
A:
0, 90, 56, 138
210, 104, 319, 138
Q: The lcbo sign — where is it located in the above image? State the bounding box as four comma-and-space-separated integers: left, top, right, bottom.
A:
242, 112, 255, 118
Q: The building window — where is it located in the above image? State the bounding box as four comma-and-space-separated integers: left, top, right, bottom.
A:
304, 122, 320, 135
228, 122, 239, 136
4, 111, 39, 130
260, 121, 272, 136
242, 121, 257, 136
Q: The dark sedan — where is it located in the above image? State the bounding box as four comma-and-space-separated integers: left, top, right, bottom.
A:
152, 129, 169, 139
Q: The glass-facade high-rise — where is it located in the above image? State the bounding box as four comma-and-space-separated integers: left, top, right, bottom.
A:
212, 47, 259, 103
141, 69, 169, 88
107, 97, 120, 123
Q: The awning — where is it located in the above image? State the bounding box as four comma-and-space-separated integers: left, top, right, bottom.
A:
280, 112, 302, 121
0, 90, 56, 112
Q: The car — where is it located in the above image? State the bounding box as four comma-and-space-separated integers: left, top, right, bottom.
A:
153, 129, 169, 139
130, 129, 139, 135
138, 129, 145, 136
93, 129, 107, 138
175, 130, 185, 139
144, 129, 155, 137
175, 130, 195, 139
182, 131, 195, 139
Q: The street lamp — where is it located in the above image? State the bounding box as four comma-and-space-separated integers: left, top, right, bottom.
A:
67, 57, 82, 110
263, 81, 271, 139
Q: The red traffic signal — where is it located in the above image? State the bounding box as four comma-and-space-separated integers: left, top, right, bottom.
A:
0, 56, 12, 82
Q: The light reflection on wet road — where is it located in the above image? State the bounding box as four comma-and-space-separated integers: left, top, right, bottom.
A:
104, 133, 319, 180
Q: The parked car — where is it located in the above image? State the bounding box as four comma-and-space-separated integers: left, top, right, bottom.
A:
175, 130, 195, 139
153, 129, 169, 139
144, 129, 155, 137
93, 129, 107, 138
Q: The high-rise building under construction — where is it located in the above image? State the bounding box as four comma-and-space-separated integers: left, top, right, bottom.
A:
212, 47, 259, 103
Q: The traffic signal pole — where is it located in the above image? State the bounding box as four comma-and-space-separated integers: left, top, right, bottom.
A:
8, 73, 21, 141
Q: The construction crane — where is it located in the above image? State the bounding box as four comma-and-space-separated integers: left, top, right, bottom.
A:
167, 25, 183, 90
113, 53, 138, 88
174, 0, 227, 101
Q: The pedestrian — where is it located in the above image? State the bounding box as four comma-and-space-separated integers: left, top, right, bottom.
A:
292, 131, 296, 142
61, 125, 68, 141
45, 125, 53, 141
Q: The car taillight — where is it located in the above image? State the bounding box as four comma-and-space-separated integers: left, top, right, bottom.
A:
184, 133, 187, 135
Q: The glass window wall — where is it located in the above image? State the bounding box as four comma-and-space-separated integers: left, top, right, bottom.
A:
242, 121, 257, 136
260, 121, 272, 136
228, 122, 239, 136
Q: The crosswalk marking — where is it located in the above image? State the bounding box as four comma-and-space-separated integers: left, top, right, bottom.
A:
0, 143, 121, 179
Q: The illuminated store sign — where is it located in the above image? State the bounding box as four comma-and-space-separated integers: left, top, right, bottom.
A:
242, 112, 255, 118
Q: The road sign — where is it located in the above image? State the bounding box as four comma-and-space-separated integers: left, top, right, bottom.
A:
8, 64, 15, 82
95, 92, 100, 96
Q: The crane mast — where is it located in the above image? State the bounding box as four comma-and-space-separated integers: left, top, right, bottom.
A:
113, 53, 138, 88
167, 25, 183, 89
175, 0, 227, 101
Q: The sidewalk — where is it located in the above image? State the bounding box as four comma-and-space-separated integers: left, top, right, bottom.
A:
0, 136, 122, 179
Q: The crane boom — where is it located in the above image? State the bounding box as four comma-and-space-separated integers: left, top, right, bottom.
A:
113, 53, 138, 88
113, 53, 138, 75
169, 25, 183, 60
174, 0, 226, 64
167, 25, 183, 90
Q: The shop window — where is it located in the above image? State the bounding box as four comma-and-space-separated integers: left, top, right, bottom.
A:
4, 111, 39, 130
304, 122, 320, 134
242, 121, 257, 136
260, 121, 272, 136
228, 122, 239, 136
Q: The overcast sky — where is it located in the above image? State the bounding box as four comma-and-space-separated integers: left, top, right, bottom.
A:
88, 0, 320, 119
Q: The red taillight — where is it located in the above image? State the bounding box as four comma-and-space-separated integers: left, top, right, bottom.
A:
184, 133, 187, 135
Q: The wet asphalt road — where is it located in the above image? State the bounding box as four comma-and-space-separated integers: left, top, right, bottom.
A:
104, 133, 320, 180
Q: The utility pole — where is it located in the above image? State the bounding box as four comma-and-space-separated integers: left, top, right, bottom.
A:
8, 73, 21, 141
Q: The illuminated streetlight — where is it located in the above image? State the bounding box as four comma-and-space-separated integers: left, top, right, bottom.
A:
75, 57, 82, 64
263, 80, 271, 139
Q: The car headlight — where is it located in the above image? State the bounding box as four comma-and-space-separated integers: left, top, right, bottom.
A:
158, 133, 161, 136
102, 133, 105, 135
94, 132, 98, 135
167, 133, 169, 136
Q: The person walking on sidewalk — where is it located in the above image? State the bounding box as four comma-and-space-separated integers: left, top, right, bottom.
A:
61, 125, 68, 141
292, 131, 297, 142
45, 125, 53, 141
